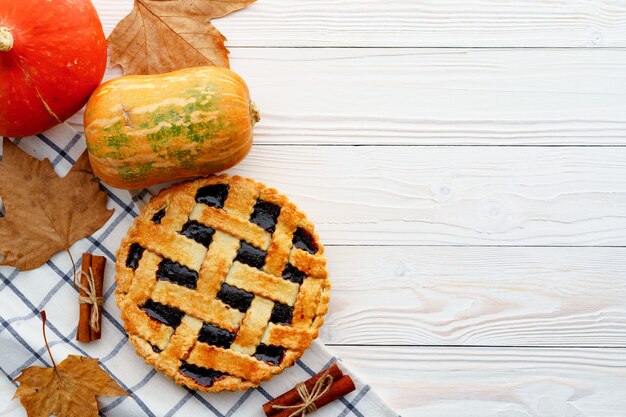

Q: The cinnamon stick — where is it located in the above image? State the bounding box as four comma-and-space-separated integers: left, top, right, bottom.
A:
76, 253, 92, 343
271, 375, 356, 417
264, 363, 344, 416
263, 363, 352, 417
76, 253, 106, 343
89, 255, 106, 341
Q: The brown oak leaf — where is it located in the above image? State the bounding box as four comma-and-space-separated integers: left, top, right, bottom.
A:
0, 138, 113, 270
14, 355, 128, 417
108, 0, 256, 75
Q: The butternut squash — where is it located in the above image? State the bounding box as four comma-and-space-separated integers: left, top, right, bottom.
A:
84, 66, 259, 189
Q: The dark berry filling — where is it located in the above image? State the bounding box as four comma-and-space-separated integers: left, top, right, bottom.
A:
195, 184, 229, 208
235, 241, 266, 270
126, 243, 145, 270
179, 362, 226, 388
216, 283, 254, 312
292, 227, 318, 254
254, 344, 284, 366
151, 208, 166, 224
197, 323, 236, 349
270, 303, 293, 325
156, 259, 199, 289
282, 263, 305, 285
250, 200, 281, 233
141, 299, 185, 328
180, 220, 215, 247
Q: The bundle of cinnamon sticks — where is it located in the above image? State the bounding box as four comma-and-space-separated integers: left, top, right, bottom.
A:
263, 363, 355, 417
76, 253, 105, 343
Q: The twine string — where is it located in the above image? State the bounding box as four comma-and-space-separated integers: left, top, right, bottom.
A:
271, 371, 335, 417
76, 267, 103, 332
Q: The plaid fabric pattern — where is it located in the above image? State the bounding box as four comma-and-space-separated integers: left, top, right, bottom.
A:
0, 124, 399, 417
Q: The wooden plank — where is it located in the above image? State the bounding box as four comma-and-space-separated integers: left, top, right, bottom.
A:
214, 145, 626, 246
93, 0, 626, 47
72, 48, 626, 146
320, 246, 626, 346
232, 48, 626, 146
332, 345, 626, 417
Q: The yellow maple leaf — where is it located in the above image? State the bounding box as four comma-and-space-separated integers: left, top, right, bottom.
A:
13, 311, 128, 417
14, 355, 128, 417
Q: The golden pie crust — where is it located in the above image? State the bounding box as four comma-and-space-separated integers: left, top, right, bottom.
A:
115, 175, 330, 391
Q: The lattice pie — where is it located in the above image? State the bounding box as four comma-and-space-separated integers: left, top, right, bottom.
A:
115, 175, 330, 391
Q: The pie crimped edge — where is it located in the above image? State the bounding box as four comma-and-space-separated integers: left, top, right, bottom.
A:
114, 174, 330, 392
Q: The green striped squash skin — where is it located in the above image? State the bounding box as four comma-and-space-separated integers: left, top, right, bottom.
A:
84, 66, 259, 190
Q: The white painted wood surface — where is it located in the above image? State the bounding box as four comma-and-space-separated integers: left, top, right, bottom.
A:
8, 1, 626, 416
322, 246, 626, 346
93, 0, 626, 47
233, 48, 626, 146
332, 346, 626, 417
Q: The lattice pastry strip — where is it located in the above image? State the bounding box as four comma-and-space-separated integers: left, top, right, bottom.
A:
224, 262, 300, 306
187, 343, 275, 383
190, 205, 270, 250
290, 247, 328, 279
260, 188, 301, 276
126, 250, 160, 305
195, 231, 241, 297
150, 281, 244, 332
120, 301, 174, 351
153, 181, 197, 232
115, 174, 330, 392
230, 297, 274, 356
261, 323, 313, 350
132, 219, 207, 271
263, 217, 298, 277
155, 315, 203, 372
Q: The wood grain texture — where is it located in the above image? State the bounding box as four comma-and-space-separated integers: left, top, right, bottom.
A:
233, 48, 626, 146
73, 48, 626, 145
93, 0, 626, 47
320, 246, 626, 346
209, 145, 626, 246
332, 346, 626, 417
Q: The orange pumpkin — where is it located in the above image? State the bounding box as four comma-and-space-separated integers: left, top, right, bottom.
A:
0, 0, 107, 137
84, 67, 259, 190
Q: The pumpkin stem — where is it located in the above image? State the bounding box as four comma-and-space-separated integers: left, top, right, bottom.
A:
0, 27, 13, 52
249, 101, 260, 126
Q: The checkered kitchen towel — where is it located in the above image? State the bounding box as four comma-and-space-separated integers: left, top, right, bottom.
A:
0, 124, 399, 417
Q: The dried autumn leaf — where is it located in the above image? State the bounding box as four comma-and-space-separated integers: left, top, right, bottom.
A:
0, 139, 113, 270
14, 355, 128, 417
108, 0, 256, 75
15, 311, 128, 417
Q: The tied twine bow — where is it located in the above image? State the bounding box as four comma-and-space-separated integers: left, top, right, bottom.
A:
271, 370, 335, 417
75, 267, 103, 332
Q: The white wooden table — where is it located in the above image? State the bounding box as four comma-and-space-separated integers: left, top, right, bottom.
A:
10, 1, 626, 416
